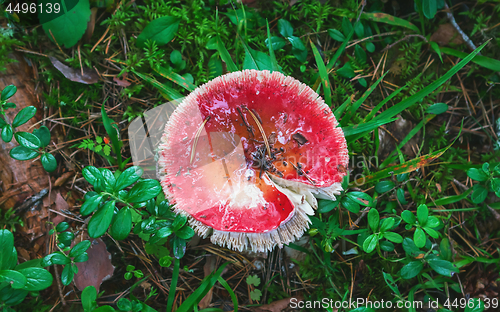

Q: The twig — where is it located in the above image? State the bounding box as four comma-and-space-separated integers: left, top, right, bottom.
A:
381, 34, 428, 52
53, 264, 66, 306
444, 4, 479, 53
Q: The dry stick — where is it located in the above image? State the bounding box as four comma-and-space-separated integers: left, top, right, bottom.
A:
381, 34, 428, 52
444, 4, 479, 53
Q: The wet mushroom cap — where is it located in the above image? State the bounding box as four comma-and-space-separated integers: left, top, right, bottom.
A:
158, 70, 348, 251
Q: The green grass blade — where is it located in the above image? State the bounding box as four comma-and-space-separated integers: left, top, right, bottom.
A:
374, 41, 487, 122
239, 35, 260, 70
101, 105, 123, 170
266, 19, 279, 73
343, 117, 396, 140
310, 40, 331, 106
215, 10, 238, 72
361, 12, 420, 33
154, 66, 197, 91
176, 262, 230, 312
364, 83, 406, 121
440, 46, 500, 72
326, 26, 355, 72
341, 71, 388, 126
217, 276, 238, 311
133, 70, 183, 101
166, 257, 180, 312
379, 114, 436, 168
429, 188, 472, 207
334, 96, 353, 120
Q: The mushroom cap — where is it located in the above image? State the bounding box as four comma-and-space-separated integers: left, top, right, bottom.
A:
158, 70, 348, 252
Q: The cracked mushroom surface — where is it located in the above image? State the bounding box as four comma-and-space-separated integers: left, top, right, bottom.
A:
158, 70, 348, 252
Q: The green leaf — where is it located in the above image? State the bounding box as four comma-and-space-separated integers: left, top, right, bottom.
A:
150, 226, 174, 245
400, 261, 423, 279
100, 106, 122, 170
423, 227, 440, 239
427, 258, 459, 277
117, 298, 132, 311
367, 208, 379, 232
354, 21, 364, 38
175, 226, 195, 240
328, 29, 345, 42
242, 46, 273, 71
154, 66, 197, 92
0, 230, 15, 270
337, 61, 355, 78
61, 264, 74, 286
471, 184, 488, 204
126, 180, 161, 203
265, 36, 287, 50
56, 222, 69, 232
249, 289, 262, 301
133, 70, 183, 102
427, 103, 448, 114
81, 194, 103, 216
346, 191, 373, 207
363, 234, 378, 253
380, 217, 395, 232
397, 187, 408, 204
173, 214, 188, 231
417, 204, 428, 225
99, 168, 116, 192
110, 208, 132, 240
318, 199, 339, 213
402, 210, 416, 224
159, 256, 173, 267
69, 240, 91, 258
88, 201, 115, 238
464, 298, 484, 312
39, 0, 91, 48
172, 236, 186, 259
12, 106, 36, 128
383, 232, 403, 243
440, 238, 451, 261
380, 240, 394, 252
354, 45, 367, 63
14, 132, 41, 149
277, 19, 293, 37
18, 267, 53, 291
375, 181, 395, 193
82, 166, 104, 187
422, 0, 437, 18
82, 286, 97, 312
430, 41, 443, 63
246, 274, 260, 287
0, 270, 26, 289
2, 125, 13, 142
403, 238, 422, 257
73, 253, 89, 263
467, 168, 489, 182
1, 85, 17, 101
215, 33, 238, 72
136, 16, 180, 48
414, 228, 426, 248
41, 153, 57, 172
42, 252, 70, 266
341, 197, 360, 213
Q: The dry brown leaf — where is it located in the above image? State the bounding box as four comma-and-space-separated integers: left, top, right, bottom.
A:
113, 76, 131, 87
52, 192, 68, 225
252, 296, 304, 312
83, 8, 98, 43
73, 238, 115, 292
54, 171, 75, 187
49, 57, 99, 84
430, 23, 465, 47
198, 256, 218, 310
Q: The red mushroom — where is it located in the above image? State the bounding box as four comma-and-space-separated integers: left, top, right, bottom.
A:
158, 70, 348, 252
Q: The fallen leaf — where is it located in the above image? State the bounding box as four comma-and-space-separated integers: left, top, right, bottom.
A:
252, 296, 304, 312
52, 192, 68, 225
73, 237, 115, 292
54, 171, 75, 187
113, 76, 131, 87
430, 23, 464, 47
50, 56, 99, 84
83, 7, 97, 43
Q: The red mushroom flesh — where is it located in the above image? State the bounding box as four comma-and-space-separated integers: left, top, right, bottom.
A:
159, 70, 348, 252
